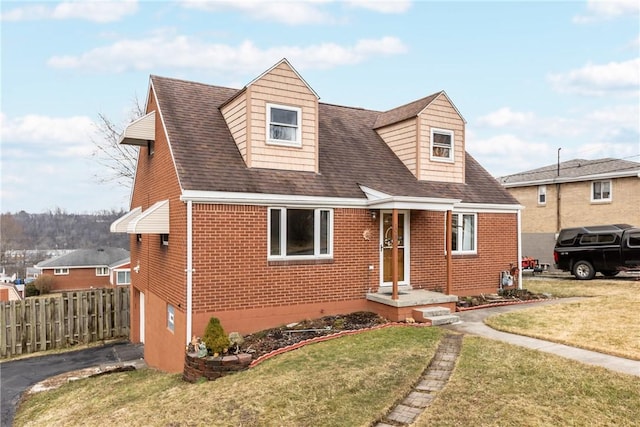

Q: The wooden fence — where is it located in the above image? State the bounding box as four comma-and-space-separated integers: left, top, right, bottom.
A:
0, 287, 129, 358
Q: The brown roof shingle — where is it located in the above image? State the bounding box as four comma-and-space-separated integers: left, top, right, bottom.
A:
151, 75, 518, 205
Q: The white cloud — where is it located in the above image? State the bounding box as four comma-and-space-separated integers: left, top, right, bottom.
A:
1, 113, 96, 145
180, 0, 411, 24
180, 0, 334, 25
573, 0, 639, 24
477, 107, 535, 128
548, 58, 640, 97
347, 0, 412, 14
47, 34, 408, 73
1, 0, 138, 23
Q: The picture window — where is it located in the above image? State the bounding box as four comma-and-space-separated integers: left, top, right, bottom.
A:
269, 208, 332, 259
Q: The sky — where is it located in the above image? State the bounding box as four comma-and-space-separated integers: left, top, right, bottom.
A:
1, 0, 639, 214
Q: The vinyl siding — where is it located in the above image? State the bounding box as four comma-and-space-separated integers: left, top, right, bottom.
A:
419, 95, 465, 183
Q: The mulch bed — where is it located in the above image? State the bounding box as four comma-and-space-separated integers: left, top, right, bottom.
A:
232, 311, 388, 360
456, 288, 551, 311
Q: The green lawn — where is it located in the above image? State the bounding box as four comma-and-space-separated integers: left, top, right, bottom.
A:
15, 277, 640, 426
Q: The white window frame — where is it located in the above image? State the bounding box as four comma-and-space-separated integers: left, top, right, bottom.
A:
268, 207, 333, 260
115, 270, 131, 285
538, 185, 547, 205
96, 267, 109, 276
591, 180, 612, 202
449, 212, 477, 255
430, 128, 454, 162
266, 103, 302, 147
54, 268, 69, 275
167, 304, 175, 333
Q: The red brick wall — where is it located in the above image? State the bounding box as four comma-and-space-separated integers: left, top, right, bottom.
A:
191, 205, 379, 314
128, 89, 188, 371
41, 268, 114, 291
410, 211, 518, 296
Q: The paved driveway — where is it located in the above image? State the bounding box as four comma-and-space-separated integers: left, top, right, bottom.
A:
0, 341, 143, 427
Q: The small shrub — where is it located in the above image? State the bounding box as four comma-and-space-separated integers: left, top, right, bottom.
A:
33, 275, 55, 295
25, 283, 39, 297
202, 317, 230, 355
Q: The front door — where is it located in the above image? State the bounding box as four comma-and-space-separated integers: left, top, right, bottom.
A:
380, 211, 409, 287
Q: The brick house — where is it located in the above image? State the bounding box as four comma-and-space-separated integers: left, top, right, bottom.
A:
37, 248, 130, 291
500, 158, 640, 267
111, 59, 521, 373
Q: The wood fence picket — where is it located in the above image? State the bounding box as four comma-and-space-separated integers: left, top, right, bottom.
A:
0, 287, 129, 358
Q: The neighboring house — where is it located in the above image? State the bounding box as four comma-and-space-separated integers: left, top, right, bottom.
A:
37, 248, 130, 291
0, 268, 16, 283
0, 283, 22, 301
500, 158, 640, 267
111, 59, 521, 373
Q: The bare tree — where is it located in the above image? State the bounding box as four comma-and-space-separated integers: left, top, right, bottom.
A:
91, 96, 145, 188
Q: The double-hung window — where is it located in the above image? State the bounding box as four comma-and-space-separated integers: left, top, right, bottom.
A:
538, 185, 547, 205
267, 103, 301, 146
96, 267, 109, 276
591, 180, 611, 202
430, 128, 454, 162
269, 208, 332, 259
116, 270, 131, 285
451, 213, 476, 254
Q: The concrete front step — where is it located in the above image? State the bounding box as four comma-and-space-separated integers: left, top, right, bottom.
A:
412, 307, 460, 326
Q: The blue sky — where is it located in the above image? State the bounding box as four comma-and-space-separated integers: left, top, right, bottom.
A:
1, 0, 638, 214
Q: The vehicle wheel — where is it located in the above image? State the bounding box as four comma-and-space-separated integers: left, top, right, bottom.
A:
601, 270, 620, 277
572, 260, 595, 280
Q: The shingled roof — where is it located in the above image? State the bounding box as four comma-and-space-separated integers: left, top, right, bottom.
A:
499, 158, 640, 186
151, 75, 517, 206
38, 248, 130, 269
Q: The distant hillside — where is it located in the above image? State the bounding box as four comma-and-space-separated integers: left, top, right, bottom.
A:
1, 210, 130, 276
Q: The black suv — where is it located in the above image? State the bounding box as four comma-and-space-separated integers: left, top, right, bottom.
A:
553, 224, 640, 280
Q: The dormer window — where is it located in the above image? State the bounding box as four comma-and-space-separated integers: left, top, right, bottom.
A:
267, 103, 301, 147
430, 128, 454, 162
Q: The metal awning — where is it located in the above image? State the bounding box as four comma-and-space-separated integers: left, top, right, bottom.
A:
118, 111, 155, 146
110, 207, 142, 233
127, 200, 169, 234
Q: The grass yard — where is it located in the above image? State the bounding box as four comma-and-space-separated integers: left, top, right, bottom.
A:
14, 276, 640, 426
14, 326, 443, 427
486, 276, 640, 360
417, 336, 640, 427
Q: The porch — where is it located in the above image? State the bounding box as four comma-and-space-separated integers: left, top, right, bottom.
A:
366, 289, 459, 323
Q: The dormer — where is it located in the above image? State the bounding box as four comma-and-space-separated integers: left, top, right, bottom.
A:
220, 59, 320, 173
374, 91, 466, 184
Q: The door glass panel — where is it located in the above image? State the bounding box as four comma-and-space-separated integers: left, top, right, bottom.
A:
382, 213, 405, 283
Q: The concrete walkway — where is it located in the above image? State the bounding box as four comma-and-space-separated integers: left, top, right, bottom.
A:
374, 298, 640, 427
444, 299, 640, 377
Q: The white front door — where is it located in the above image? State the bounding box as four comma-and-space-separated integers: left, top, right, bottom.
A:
380, 211, 410, 287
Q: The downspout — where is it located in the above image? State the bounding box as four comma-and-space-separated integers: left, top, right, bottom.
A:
186, 200, 193, 345
517, 208, 522, 290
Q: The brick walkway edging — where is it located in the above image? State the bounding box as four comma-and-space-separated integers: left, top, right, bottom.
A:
456, 298, 555, 312
374, 333, 464, 427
